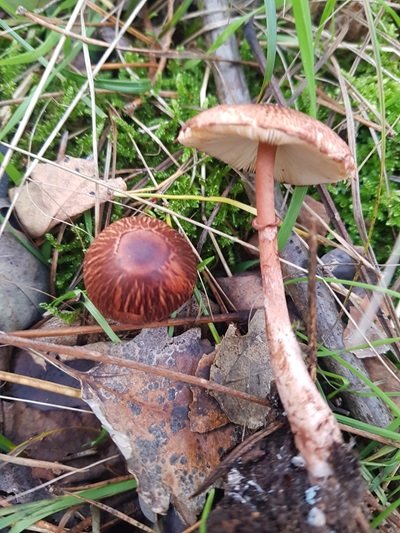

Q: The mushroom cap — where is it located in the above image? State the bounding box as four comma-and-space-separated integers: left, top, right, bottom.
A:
83, 216, 197, 323
178, 104, 356, 186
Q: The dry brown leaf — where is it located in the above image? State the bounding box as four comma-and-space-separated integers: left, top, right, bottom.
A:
344, 295, 391, 358
363, 357, 400, 406
297, 195, 330, 238
189, 351, 230, 433
9, 156, 127, 238
2, 400, 103, 483
217, 272, 264, 310
80, 327, 239, 525
210, 309, 272, 429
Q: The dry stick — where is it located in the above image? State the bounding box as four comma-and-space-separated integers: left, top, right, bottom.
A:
64, 491, 153, 533
307, 221, 318, 382
317, 184, 352, 242
0, 452, 78, 473
202, 0, 251, 105
10, 310, 255, 338
254, 142, 342, 480
0, 333, 269, 407
0, 370, 80, 398
15, 8, 258, 66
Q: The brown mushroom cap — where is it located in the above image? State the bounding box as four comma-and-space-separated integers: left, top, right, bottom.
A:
83, 216, 197, 323
178, 104, 356, 185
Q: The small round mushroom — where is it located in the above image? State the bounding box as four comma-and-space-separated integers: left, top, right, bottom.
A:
178, 104, 356, 481
83, 216, 197, 323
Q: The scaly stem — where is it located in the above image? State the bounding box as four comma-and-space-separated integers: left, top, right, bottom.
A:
255, 142, 343, 480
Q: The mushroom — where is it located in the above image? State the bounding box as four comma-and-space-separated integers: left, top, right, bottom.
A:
83, 216, 197, 323
178, 104, 356, 482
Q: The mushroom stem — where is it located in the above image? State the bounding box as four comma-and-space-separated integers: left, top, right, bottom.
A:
254, 141, 343, 480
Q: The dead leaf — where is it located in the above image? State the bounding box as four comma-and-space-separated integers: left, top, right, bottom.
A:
344, 296, 391, 358
9, 156, 127, 238
363, 357, 400, 406
189, 351, 230, 433
210, 310, 272, 429
297, 195, 330, 238
80, 327, 239, 525
217, 272, 264, 310
2, 400, 105, 483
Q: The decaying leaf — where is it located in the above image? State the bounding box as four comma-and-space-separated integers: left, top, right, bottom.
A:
363, 357, 400, 406
217, 272, 264, 310
189, 351, 230, 433
210, 309, 272, 429
9, 156, 127, 238
344, 295, 391, 358
297, 194, 330, 238
2, 398, 103, 483
80, 327, 239, 525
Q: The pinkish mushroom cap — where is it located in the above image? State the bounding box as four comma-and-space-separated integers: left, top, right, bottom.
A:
178, 104, 356, 186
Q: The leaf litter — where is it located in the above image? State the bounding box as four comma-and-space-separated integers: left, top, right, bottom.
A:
79, 326, 240, 524
9, 156, 126, 238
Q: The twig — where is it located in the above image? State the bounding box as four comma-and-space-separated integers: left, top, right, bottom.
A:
0, 333, 270, 407
10, 310, 258, 338
0, 452, 78, 473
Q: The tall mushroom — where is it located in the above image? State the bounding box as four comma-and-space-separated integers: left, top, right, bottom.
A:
178, 104, 356, 482
83, 216, 197, 323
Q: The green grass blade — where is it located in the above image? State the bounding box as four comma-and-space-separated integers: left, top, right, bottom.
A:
0, 150, 21, 184
0, 0, 19, 15
371, 497, 400, 529
207, 7, 262, 55
0, 19, 52, 69
0, 479, 137, 532
285, 276, 400, 300
0, 32, 60, 66
82, 295, 121, 344
291, 0, 316, 116
277, 186, 308, 250
161, 0, 193, 35
376, 0, 400, 25
257, 0, 277, 101
362, 0, 386, 242
336, 414, 400, 443
126, 191, 256, 216
0, 215, 49, 265
315, 0, 336, 48
0, 433, 15, 452
199, 488, 215, 533
64, 70, 151, 94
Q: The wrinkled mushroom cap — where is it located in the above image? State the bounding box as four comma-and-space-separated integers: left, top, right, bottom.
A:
178, 104, 356, 186
83, 216, 197, 323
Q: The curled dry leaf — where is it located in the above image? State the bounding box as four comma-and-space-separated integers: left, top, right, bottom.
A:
80, 327, 239, 525
9, 156, 127, 238
189, 351, 230, 433
210, 310, 273, 430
